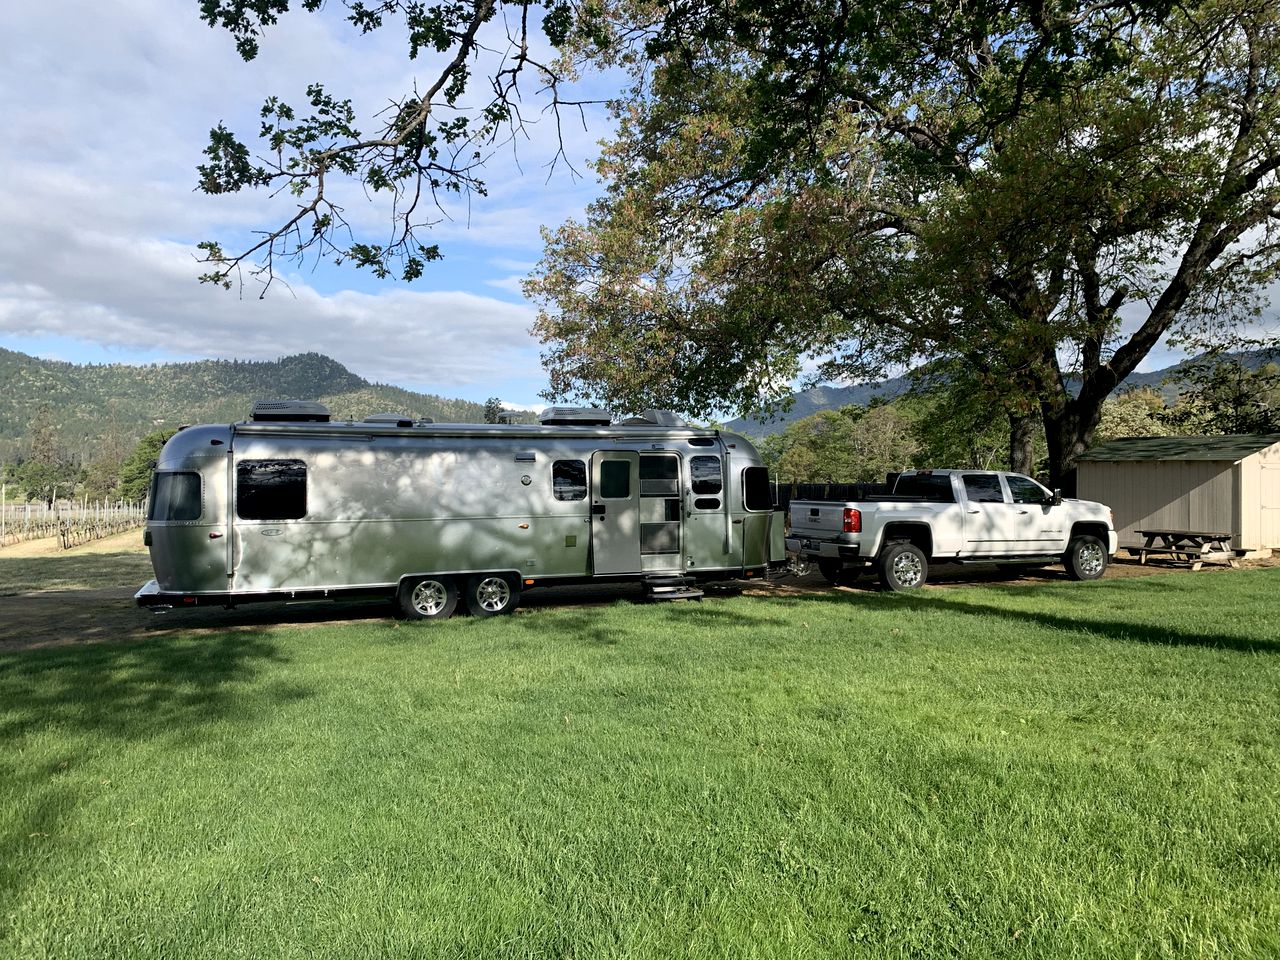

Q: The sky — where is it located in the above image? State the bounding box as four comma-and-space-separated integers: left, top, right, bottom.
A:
0, 1, 615, 410
1, 4, 1274, 418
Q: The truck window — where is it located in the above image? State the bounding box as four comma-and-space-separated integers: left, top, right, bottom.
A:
148, 471, 202, 521
743, 467, 772, 511
690, 456, 722, 495
1006, 475, 1048, 504
553, 459, 587, 501
237, 459, 307, 520
961, 473, 1005, 503
893, 473, 955, 502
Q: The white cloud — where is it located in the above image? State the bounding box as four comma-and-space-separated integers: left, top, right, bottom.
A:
0, 0, 609, 406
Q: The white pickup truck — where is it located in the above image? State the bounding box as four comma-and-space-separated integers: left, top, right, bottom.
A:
785, 469, 1118, 590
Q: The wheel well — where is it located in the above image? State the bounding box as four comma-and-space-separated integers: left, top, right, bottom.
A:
1069, 522, 1108, 544
881, 523, 933, 559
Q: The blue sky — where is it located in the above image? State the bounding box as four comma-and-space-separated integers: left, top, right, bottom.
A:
0, 1, 616, 410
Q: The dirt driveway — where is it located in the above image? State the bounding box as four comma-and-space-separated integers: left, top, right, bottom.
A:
2, 531, 1274, 650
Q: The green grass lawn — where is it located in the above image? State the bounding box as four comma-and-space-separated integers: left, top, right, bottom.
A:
2, 567, 1278, 958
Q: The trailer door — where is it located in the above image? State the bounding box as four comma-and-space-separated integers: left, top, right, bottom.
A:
590, 451, 642, 574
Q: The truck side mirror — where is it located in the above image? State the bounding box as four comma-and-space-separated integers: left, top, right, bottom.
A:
1050, 489, 1063, 506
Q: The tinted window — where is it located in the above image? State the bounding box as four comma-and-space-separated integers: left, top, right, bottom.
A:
690, 456, 722, 495
148, 472, 202, 521
237, 459, 307, 520
553, 459, 587, 501
743, 467, 772, 511
962, 473, 1005, 504
640, 456, 679, 496
893, 473, 955, 502
599, 460, 631, 499
1007, 475, 1048, 505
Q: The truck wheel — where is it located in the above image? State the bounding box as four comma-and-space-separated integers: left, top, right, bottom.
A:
817, 558, 843, 585
878, 542, 928, 591
466, 573, 521, 616
398, 576, 459, 620
1063, 535, 1108, 581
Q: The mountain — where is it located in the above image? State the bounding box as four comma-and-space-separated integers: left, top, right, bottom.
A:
725, 348, 1279, 438
0, 349, 511, 463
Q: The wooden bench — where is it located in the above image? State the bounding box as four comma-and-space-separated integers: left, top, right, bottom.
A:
1129, 530, 1242, 571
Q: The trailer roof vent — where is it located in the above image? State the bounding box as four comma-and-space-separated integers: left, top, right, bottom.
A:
538, 406, 613, 426
364, 412, 414, 427
250, 400, 331, 423
623, 409, 689, 427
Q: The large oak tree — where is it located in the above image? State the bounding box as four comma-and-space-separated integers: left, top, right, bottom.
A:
529, 0, 1280, 485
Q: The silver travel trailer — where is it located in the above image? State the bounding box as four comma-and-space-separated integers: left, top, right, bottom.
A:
136, 401, 787, 619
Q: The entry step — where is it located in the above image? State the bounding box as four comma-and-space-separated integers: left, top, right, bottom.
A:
643, 576, 704, 602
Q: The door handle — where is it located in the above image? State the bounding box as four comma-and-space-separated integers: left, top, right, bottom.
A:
967, 509, 980, 514
1017, 509, 1029, 515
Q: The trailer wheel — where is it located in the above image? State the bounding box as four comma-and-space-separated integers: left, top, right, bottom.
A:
878, 542, 928, 591
466, 574, 521, 617
1063, 535, 1108, 581
398, 576, 459, 620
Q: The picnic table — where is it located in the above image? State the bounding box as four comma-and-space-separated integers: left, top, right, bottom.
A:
1130, 529, 1241, 571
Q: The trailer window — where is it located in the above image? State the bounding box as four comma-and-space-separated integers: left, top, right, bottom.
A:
237, 459, 307, 520
690, 456, 722, 495
148, 471, 201, 522
743, 467, 772, 511
553, 460, 587, 501
599, 460, 631, 499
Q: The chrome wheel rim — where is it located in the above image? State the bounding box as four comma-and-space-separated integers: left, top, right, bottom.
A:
411, 580, 449, 616
893, 552, 923, 587
474, 577, 511, 613
1078, 542, 1105, 577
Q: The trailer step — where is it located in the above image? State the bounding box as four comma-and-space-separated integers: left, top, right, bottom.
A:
643, 576, 704, 602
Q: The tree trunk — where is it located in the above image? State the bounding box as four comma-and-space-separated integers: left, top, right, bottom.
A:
1008, 413, 1037, 475
1042, 397, 1104, 496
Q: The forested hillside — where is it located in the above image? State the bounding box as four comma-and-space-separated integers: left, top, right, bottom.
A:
0, 349, 496, 462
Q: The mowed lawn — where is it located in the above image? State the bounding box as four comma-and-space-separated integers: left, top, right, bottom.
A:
2, 565, 1278, 959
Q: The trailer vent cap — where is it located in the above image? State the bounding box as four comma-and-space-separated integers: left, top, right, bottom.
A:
365, 413, 415, 427
624, 409, 688, 427
250, 400, 331, 423
538, 406, 613, 426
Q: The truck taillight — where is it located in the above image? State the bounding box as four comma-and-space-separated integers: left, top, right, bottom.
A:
842, 508, 861, 533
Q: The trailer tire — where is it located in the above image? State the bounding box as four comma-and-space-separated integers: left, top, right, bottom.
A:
466, 573, 521, 617
878, 542, 928, 591
1063, 535, 1108, 581
398, 576, 459, 620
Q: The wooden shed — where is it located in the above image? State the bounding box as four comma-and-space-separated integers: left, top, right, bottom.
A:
1077, 435, 1280, 554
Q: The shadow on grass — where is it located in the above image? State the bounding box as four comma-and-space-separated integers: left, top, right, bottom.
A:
0, 551, 153, 594
768, 581, 1279, 655
0, 629, 303, 922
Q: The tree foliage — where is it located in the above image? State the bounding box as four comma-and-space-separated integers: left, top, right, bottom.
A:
5, 407, 80, 506
760, 404, 919, 484
1161, 346, 1280, 434
530, 0, 1280, 485
194, 0, 615, 290
119, 430, 179, 505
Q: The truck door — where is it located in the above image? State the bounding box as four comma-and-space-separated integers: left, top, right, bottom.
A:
1005, 474, 1066, 551
590, 451, 642, 575
960, 472, 1031, 554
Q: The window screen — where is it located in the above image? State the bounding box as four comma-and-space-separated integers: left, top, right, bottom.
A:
148, 472, 202, 521
237, 459, 307, 520
690, 456, 722, 495
553, 459, 587, 501
599, 459, 631, 499
962, 473, 1005, 504
1006, 475, 1048, 505
743, 467, 772, 511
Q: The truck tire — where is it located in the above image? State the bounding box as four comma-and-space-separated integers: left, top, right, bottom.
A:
398, 576, 459, 620
466, 573, 521, 616
1063, 535, 1108, 581
878, 542, 928, 591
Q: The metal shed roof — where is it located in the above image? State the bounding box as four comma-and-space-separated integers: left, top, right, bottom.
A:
1078, 434, 1280, 462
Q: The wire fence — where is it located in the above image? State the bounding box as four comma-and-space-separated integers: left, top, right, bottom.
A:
0, 498, 146, 550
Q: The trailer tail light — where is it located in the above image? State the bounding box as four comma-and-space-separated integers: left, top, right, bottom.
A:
842, 508, 861, 533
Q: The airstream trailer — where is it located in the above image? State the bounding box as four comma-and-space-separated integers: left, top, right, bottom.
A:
135, 402, 786, 619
